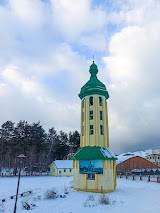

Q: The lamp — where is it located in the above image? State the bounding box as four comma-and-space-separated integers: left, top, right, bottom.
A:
13, 154, 26, 213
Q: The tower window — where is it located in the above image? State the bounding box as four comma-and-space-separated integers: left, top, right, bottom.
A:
90, 110, 93, 120
89, 96, 93, 106
99, 97, 102, 106
82, 112, 84, 122
82, 99, 84, 108
100, 111, 103, 120
100, 125, 104, 135
82, 126, 84, 136
90, 125, 94, 135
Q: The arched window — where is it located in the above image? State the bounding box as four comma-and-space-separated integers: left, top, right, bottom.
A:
89, 96, 93, 106
82, 99, 85, 108
99, 97, 102, 106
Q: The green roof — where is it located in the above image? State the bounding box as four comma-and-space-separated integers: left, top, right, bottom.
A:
78, 62, 109, 100
72, 146, 117, 160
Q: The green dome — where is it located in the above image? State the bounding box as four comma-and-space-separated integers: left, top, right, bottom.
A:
79, 62, 109, 100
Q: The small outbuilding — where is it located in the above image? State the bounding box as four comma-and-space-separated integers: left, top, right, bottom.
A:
50, 160, 73, 177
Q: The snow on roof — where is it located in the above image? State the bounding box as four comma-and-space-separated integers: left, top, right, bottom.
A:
100, 147, 117, 159
116, 151, 148, 165
53, 160, 73, 169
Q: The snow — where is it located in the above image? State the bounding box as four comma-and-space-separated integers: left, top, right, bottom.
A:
100, 147, 117, 158
0, 176, 160, 212
52, 160, 73, 168
116, 151, 148, 165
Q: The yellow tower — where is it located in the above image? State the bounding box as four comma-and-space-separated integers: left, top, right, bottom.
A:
72, 61, 117, 193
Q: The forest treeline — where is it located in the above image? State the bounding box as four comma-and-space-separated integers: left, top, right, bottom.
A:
0, 120, 80, 169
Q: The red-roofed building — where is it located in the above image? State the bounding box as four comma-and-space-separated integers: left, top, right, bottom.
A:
117, 156, 158, 174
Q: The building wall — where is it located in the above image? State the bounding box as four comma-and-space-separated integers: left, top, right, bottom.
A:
146, 154, 160, 167
73, 160, 116, 193
80, 95, 109, 148
117, 156, 158, 173
50, 163, 73, 176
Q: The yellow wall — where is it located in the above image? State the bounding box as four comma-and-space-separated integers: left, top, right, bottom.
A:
80, 95, 109, 148
50, 163, 73, 176
73, 160, 116, 193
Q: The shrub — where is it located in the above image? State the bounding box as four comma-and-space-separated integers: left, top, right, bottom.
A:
0, 202, 5, 213
99, 194, 110, 205
44, 188, 59, 199
83, 195, 97, 207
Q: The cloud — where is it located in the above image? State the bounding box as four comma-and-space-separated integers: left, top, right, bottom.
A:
103, 0, 160, 153
0, 0, 160, 154
50, 0, 107, 41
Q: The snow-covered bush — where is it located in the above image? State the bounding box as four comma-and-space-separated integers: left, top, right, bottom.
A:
99, 194, 110, 205
22, 193, 37, 210
0, 202, 5, 213
83, 195, 97, 207
44, 188, 59, 199
22, 201, 37, 210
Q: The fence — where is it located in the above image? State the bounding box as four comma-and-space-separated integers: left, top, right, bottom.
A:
118, 174, 160, 183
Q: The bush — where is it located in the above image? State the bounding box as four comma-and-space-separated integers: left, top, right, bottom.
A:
0, 202, 5, 213
83, 195, 97, 207
44, 188, 59, 199
99, 194, 110, 205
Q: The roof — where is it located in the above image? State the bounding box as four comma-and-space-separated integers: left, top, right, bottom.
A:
116, 156, 158, 169
116, 151, 148, 165
72, 146, 117, 160
51, 160, 72, 169
78, 62, 109, 100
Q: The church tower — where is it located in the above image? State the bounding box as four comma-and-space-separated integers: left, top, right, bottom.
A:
72, 61, 117, 193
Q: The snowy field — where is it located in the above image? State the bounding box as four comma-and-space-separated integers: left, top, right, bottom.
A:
0, 176, 159, 213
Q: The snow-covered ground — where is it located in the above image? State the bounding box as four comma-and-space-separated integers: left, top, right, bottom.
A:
0, 176, 159, 213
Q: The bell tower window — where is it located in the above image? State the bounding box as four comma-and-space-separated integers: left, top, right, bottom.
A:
99, 97, 102, 106
89, 96, 93, 106
90, 110, 93, 120
90, 125, 94, 135
82, 112, 84, 121
100, 125, 104, 135
100, 111, 103, 120
82, 126, 84, 136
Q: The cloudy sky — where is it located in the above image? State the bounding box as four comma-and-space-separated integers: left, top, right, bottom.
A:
0, 0, 160, 154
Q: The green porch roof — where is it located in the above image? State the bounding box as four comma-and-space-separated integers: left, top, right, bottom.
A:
78, 62, 109, 100
72, 146, 117, 160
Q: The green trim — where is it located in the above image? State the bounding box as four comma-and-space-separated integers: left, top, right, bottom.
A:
72, 146, 117, 160
79, 62, 109, 100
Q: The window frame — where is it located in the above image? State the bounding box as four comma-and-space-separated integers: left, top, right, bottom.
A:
82, 99, 84, 108
82, 111, 84, 122
100, 111, 103, 120
100, 125, 104, 135
90, 110, 93, 120
89, 96, 93, 106
90, 125, 94, 135
87, 173, 95, 180
99, 96, 102, 106
82, 126, 84, 136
